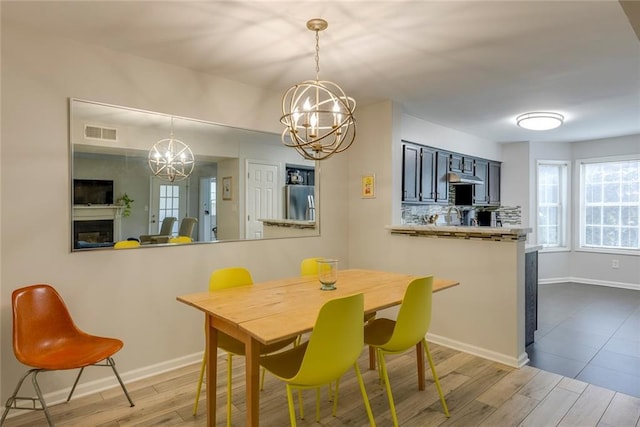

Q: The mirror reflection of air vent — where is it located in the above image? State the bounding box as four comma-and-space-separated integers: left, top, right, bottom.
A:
84, 124, 118, 142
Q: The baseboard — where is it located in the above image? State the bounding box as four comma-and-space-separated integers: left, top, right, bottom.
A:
427, 332, 529, 368
40, 351, 204, 409
539, 276, 640, 291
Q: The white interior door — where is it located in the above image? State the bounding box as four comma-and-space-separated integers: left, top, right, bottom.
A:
199, 177, 216, 241
149, 177, 189, 235
246, 161, 280, 239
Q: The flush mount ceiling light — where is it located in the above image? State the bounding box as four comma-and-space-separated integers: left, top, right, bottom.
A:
280, 18, 356, 160
148, 117, 194, 182
516, 112, 564, 131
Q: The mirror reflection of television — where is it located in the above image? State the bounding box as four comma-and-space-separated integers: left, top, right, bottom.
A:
73, 179, 114, 205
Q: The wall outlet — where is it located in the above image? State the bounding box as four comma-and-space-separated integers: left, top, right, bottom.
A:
612, 259, 619, 269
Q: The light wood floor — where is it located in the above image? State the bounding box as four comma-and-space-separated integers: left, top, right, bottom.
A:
3, 343, 640, 426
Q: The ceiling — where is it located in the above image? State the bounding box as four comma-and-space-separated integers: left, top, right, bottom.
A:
3, 1, 639, 144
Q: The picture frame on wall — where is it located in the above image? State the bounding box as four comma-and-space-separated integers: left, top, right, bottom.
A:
361, 174, 375, 198
222, 176, 232, 200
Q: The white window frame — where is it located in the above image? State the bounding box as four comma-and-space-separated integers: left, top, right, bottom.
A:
577, 155, 640, 256
536, 160, 570, 252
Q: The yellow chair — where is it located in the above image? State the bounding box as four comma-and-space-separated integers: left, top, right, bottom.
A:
300, 257, 377, 401
260, 293, 375, 426
193, 267, 297, 423
364, 276, 449, 426
113, 240, 140, 249
300, 257, 325, 276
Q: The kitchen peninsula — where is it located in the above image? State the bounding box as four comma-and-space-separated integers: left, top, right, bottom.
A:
260, 219, 317, 238
387, 224, 529, 241
386, 223, 533, 368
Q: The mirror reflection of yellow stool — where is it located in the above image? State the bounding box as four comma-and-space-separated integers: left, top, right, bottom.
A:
169, 236, 192, 244
113, 240, 140, 249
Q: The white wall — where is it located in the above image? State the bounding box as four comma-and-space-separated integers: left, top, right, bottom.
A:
501, 142, 531, 229
0, 24, 349, 402
348, 103, 527, 366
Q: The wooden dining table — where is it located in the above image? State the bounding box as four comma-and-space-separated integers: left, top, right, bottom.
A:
177, 269, 459, 427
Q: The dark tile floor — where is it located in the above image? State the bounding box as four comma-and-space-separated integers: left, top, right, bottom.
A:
527, 282, 640, 398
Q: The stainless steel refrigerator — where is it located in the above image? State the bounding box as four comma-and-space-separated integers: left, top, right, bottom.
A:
284, 185, 315, 221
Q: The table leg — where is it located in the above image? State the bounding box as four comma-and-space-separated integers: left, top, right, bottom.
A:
416, 341, 425, 391
245, 337, 261, 426
206, 315, 218, 427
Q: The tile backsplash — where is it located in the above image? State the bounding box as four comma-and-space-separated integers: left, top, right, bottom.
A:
401, 204, 522, 225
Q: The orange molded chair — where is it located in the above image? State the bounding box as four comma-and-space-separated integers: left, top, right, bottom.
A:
193, 267, 297, 424
1, 284, 134, 425
260, 293, 375, 426
364, 276, 449, 426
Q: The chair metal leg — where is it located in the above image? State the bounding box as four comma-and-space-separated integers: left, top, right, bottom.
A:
106, 357, 135, 407
32, 370, 55, 426
66, 358, 133, 408
298, 390, 305, 420
0, 369, 55, 427
286, 385, 298, 427
226, 354, 233, 427
422, 339, 450, 417
193, 351, 207, 416
331, 377, 341, 417
379, 352, 399, 427
354, 363, 376, 426
66, 367, 85, 402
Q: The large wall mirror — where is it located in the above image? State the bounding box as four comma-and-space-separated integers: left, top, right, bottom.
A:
70, 99, 319, 251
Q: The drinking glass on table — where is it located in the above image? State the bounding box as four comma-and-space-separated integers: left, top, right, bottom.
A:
317, 259, 338, 290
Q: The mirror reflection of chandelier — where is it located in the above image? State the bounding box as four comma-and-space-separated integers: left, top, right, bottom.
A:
148, 117, 194, 182
281, 18, 356, 161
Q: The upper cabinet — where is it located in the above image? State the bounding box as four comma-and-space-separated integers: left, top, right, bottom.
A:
472, 159, 501, 206
473, 159, 489, 205
401, 141, 501, 206
419, 146, 437, 203
402, 143, 421, 202
401, 142, 449, 204
488, 161, 501, 206
449, 154, 474, 174
435, 151, 450, 203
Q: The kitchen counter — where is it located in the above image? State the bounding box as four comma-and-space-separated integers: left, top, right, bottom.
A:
260, 219, 317, 239
386, 224, 531, 241
259, 219, 316, 229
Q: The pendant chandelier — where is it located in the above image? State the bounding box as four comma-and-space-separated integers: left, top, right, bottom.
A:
148, 117, 194, 182
281, 18, 356, 160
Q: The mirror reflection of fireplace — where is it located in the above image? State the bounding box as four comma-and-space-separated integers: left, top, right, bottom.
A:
74, 219, 114, 249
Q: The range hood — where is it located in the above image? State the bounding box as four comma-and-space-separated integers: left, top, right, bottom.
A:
448, 172, 484, 185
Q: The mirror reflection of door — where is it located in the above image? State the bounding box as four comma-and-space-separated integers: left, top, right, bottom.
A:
199, 177, 217, 241
246, 161, 279, 239
149, 177, 189, 236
